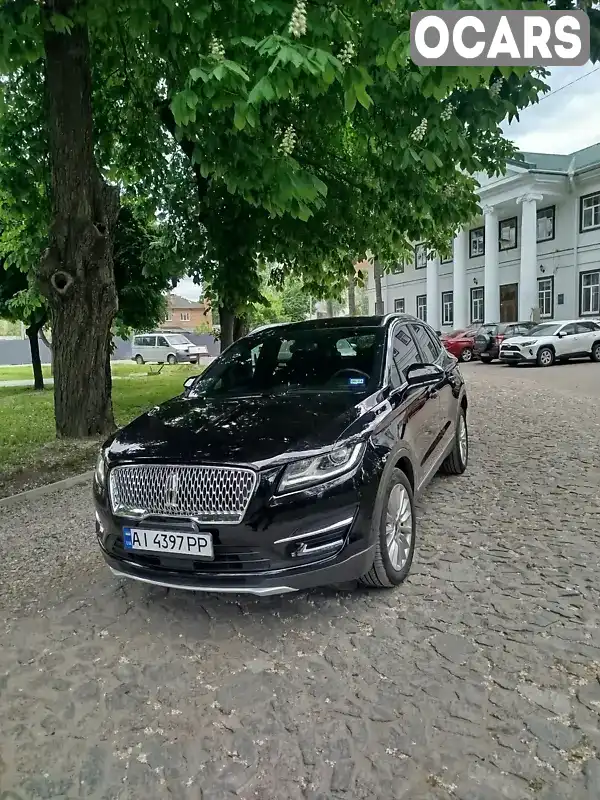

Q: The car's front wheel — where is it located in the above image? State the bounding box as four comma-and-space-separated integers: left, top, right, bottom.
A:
536, 346, 554, 367
591, 341, 600, 362
460, 347, 473, 363
167, 354, 177, 365
360, 469, 416, 589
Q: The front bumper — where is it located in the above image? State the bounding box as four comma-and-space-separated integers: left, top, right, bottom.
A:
499, 349, 536, 364
94, 459, 380, 596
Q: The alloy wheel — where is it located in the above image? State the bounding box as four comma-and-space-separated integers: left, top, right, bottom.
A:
539, 348, 553, 367
385, 484, 413, 571
458, 414, 468, 465
461, 348, 473, 363
593, 343, 600, 361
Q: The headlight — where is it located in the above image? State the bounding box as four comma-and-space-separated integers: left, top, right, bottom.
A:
94, 451, 107, 487
278, 442, 365, 493
519, 340, 536, 347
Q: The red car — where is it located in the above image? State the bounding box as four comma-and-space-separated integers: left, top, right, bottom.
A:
441, 327, 477, 362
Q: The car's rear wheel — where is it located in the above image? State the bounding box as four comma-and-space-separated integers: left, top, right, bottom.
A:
167, 354, 177, 365
135, 354, 144, 365
460, 347, 473, 363
440, 408, 468, 475
480, 355, 492, 364
536, 346, 554, 367
360, 469, 416, 589
591, 341, 600, 362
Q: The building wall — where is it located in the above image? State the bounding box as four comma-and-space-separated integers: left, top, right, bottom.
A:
160, 303, 212, 330
365, 171, 600, 327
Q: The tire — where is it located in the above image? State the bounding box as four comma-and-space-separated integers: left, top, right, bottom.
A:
536, 346, 554, 367
167, 354, 177, 365
460, 347, 473, 363
440, 408, 468, 476
359, 469, 416, 589
480, 355, 492, 364
591, 341, 600, 362
135, 354, 144, 365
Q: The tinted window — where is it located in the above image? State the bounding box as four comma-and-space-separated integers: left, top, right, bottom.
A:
577, 321, 600, 332
190, 326, 385, 397
145, 336, 156, 347
410, 323, 441, 362
391, 325, 421, 386
157, 336, 169, 347
133, 336, 143, 346
561, 323, 578, 336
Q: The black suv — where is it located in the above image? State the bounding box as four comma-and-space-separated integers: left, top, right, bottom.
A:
93, 315, 468, 596
474, 321, 535, 363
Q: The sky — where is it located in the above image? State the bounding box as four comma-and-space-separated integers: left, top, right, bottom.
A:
501, 62, 600, 154
172, 63, 600, 300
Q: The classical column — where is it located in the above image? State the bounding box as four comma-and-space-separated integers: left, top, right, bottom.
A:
483, 205, 499, 323
426, 253, 440, 330
453, 228, 468, 329
517, 193, 543, 321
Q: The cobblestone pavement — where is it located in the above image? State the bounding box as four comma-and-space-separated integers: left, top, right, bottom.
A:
1, 361, 600, 800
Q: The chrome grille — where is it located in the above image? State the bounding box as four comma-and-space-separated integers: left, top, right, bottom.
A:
109, 464, 257, 523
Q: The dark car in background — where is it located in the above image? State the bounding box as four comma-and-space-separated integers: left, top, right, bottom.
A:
441, 327, 479, 362
94, 315, 469, 597
473, 321, 535, 363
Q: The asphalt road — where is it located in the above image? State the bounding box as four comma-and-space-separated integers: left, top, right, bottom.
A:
1, 360, 599, 800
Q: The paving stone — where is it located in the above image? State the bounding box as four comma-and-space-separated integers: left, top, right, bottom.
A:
1, 363, 600, 798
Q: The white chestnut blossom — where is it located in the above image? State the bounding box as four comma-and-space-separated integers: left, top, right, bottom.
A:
278, 125, 297, 156
440, 102, 454, 122
289, 0, 307, 38
490, 77, 503, 96
209, 35, 225, 60
338, 41, 355, 66
410, 118, 428, 142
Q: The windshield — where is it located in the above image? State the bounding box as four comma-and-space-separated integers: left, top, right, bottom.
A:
526, 323, 561, 337
189, 326, 385, 397
167, 334, 191, 346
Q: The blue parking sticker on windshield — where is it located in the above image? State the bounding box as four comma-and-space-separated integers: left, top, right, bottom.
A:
349, 377, 366, 386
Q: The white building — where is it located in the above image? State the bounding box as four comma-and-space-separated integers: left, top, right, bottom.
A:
365, 142, 600, 331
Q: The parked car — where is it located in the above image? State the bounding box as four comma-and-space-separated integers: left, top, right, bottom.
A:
131, 332, 207, 365
441, 327, 479, 362
499, 319, 600, 367
94, 314, 469, 596
473, 321, 535, 363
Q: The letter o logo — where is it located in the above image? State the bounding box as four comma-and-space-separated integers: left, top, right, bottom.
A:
414, 16, 450, 60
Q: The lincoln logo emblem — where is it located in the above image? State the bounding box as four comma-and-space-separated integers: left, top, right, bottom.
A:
165, 472, 179, 508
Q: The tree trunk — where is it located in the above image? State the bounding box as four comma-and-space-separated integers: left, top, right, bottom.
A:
374, 260, 384, 315
326, 299, 334, 318
233, 315, 249, 341
26, 322, 45, 391
347, 274, 356, 316
39, 1, 119, 438
219, 305, 235, 352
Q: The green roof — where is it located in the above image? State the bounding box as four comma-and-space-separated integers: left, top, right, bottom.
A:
508, 142, 600, 174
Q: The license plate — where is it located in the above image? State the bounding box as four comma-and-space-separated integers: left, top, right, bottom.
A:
123, 527, 214, 558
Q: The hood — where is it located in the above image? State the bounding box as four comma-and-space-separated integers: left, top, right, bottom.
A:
107, 391, 369, 468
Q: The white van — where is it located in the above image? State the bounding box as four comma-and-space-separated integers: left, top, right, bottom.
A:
131, 332, 208, 365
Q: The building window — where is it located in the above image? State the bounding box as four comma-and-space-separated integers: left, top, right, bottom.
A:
394, 298, 405, 313
580, 193, 600, 232
180, 311, 190, 322
415, 243, 428, 270
441, 291, 453, 326
416, 294, 427, 322
499, 217, 517, 251
441, 253, 453, 265
537, 206, 555, 242
538, 276, 554, 319
469, 227, 484, 258
580, 270, 600, 316
470, 287, 484, 323
391, 262, 405, 274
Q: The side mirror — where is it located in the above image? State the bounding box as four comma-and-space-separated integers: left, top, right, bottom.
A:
183, 376, 198, 389
557, 330, 567, 338
405, 363, 444, 388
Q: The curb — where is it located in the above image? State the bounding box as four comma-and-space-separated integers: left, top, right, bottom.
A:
0, 471, 94, 508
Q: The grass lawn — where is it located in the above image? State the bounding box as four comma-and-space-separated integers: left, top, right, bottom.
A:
0, 367, 202, 498
0, 361, 203, 382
